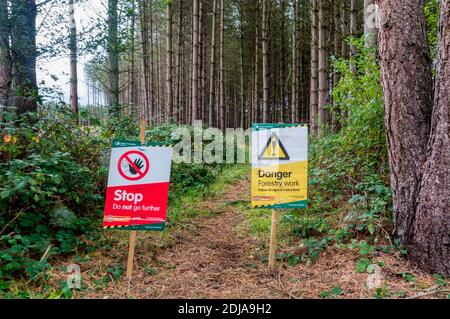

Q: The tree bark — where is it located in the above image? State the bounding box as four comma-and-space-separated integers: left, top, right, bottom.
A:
199, 1, 206, 121
219, 0, 225, 130
11, 0, 38, 114
68, 0, 78, 117
331, 0, 341, 132
377, 0, 433, 243
410, 0, 450, 276
292, 0, 298, 124
0, 0, 11, 110
166, 0, 174, 120
280, 0, 286, 124
239, 1, 245, 128
148, 0, 155, 122
261, 0, 269, 123
107, 0, 119, 109
191, 0, 199, 123
310, 0, 319, 135
208, 0, 217, 127
253, 0, 260, 124
350, 0, 357, 58
318, 0, 329, 135
175, 0, 183, 124
139, 0, 150, 122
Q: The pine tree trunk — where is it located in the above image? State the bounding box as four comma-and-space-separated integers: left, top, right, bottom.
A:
239, 2, 245, 128
350, 0, 357, 59
192, 0, 200, 123
296, 0, 303, 123
68, 0, 78, 117
130, 0, 137, 118
318, 0, 328, 135
310, 0, 319, 136
0, 0, 11, 109
253, 0, 260, 124
410, 0, 450, 276
292, 0, 298, 124
107, 0, 119, 109
340, 0, 347, 58
280, 0, 286, 124
198, 0, 203, 119
262, 0, 269, 123
139, 0, 150, 123
175, 0, 183, 124
149, 0, 155, 123
156, 29, 161, 123
219, 0, 225, 130
379, 0, 450, 276
166, 1, 173, 120
208, 0, 217, 127
331, 0, 341, 132
200, 1, 207, 121
378, 0, 433, 244
11, 0, 38, 114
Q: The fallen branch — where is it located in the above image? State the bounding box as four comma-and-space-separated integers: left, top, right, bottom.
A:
168, 219, 212, 241
40, 244, 53, 263
277, 261, 301, 299
406, 289, 450, 299
0, 209, 24, 235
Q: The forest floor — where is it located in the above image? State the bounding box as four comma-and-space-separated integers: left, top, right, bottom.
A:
44, 171, 447, 299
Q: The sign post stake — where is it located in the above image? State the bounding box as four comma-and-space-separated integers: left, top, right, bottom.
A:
251, 124, 309, 274
268, 209, 278, 272
125, 119, 147, 280
126, 230, 137, 279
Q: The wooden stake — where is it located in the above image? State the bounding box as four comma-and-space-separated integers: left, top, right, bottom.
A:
126, 230, 137, 279
126, 118, 148, 280
269, 209, 278, 272
139, 119, 147, 144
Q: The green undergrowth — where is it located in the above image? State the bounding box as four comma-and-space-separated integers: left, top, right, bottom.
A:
0, 107, 244, 298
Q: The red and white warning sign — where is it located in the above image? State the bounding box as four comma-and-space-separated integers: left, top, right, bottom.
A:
103, 140, 173, 231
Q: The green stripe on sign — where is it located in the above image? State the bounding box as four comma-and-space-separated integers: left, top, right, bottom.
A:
120, 223, 166, 231
112, 139, 142, 148
252, 123, 308, 131
262, 200, 308, 209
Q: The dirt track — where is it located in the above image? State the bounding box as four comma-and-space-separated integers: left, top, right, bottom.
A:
82, 178, 288, 299
72, 177, 440, 299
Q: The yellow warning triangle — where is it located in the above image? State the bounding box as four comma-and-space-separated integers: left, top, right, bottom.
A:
258, 133, 290, 160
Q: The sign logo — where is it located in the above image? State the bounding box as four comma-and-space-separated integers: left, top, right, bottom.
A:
258, 132, 290, 161
118, 150, 150, 181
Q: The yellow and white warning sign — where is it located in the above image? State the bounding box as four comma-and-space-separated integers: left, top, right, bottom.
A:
251, 124, 308, 209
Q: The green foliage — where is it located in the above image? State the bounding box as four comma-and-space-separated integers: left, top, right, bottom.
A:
400, 272, 415, 284
374, 283, 390, 299
320, 286, 343, 299
424, 0, 440, 60
355, 258, 372, 273
331, 37, 384, 154
433, 274, 448, 287
0, 107, 108, 281
282, 213, 329, 239
0, 106, 230, 290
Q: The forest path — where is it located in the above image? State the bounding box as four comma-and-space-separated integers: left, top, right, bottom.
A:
75, 175, 438, 299
83, 176, 289, 299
